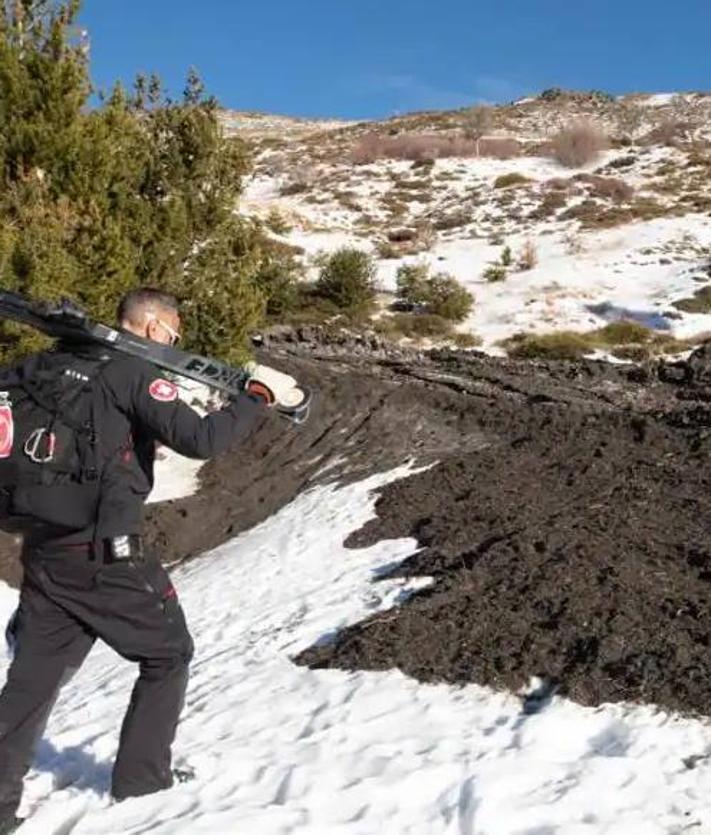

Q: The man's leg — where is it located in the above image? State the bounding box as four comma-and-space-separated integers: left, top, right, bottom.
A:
0, 566, 94, 820
76, 556, 194, 800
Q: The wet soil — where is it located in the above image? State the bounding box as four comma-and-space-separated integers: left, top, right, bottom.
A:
5, 328, 711, 716
294, 337, 711, 717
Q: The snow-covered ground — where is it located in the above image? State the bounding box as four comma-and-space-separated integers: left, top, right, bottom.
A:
243, 122, 711, 353
397, 215, 711, 351
5, 467, 711, 834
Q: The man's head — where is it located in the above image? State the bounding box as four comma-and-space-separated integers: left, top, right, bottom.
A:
117, 288, 181, 346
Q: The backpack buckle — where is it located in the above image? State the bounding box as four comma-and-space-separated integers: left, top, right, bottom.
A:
24, 428, 56, 463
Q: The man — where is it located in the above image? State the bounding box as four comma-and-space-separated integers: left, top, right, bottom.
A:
0, 288, 296, 832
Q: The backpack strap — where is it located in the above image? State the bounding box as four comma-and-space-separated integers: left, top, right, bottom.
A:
17, 353, 105, 484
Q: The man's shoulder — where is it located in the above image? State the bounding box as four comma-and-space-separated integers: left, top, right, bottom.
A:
100, 351, 159, 379
97, 352, 163, 401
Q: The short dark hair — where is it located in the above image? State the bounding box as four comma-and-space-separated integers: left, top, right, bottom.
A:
117, 288, 179, 325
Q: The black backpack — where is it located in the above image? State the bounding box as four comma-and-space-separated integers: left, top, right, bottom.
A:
0, 350, 107, 530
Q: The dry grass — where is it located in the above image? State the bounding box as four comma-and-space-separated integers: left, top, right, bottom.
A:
517, 239, 538, 271
578, 174, 634, 203
502, 323, 691, 361
561, 197, 667, 229
494, 172, 531, 189
551, 122, 609, 168
351, 132, 520, 164
643, 119, 693, 147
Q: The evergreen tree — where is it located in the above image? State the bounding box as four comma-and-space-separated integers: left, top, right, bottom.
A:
0, 0, 295, 363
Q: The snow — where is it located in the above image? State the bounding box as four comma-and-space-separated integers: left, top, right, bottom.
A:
4, 467, 711, 833
245, 139, 711, 354
399, 215, 711, 351
147, 378, 218, 505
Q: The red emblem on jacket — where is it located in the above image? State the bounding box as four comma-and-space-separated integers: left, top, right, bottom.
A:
148, 379, 178, 403
0, 403, 12, 458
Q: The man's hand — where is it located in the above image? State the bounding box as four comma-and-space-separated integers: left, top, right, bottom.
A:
244, 362, 307, 411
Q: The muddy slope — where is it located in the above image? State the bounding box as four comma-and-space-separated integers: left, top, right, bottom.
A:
5, 329, 711, 717
293, 338, 711, 717
0, 335, 489, 585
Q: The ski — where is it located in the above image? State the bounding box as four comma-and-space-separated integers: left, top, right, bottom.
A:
0, 291, 311, 423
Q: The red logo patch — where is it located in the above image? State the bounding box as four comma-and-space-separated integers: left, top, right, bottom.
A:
149, 379, 178, 403
0, 405, 13, 458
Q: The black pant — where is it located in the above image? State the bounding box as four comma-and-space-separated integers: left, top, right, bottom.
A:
0, 546, 194, 819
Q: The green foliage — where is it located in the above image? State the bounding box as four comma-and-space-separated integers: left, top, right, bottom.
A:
500, 245, 513, 266
315, 247, 377, 312
451, 331, 482, 348
540, 88, 565, 102
425, 273, 474, 321
265, 207, 292, 236
0, 1, 293, 363
394, 262, 473, 321
594, 321, 653, 344
503, 331, 593, 361
376, 312, 453, 339
502, 322, 691, 361
395, 263, 430, 306
375, 312, 480, 346
494, 172, 530, 189
483, 264, 507, 282
253, 253, 302, 319
672, 286, 711, 313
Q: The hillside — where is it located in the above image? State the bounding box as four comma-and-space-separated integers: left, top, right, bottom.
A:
6, 91, 711, 833
228, 91, 711, 356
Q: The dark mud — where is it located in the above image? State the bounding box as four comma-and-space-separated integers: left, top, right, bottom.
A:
294, 337, 711, 717
5, 328, 711, 717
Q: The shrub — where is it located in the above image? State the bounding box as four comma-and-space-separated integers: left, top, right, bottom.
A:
581, 175, 634, 203
0, 4, 291, 365
462, 106, 493, 155
451, 332, 482, 348
479, 137, 521, 159
253, 259, 301, 318
396, 263, 430, 306
388, 228, 419, 243
265, 208, 292, 235
500, 245, 513, 267
432, 209, 472, 230
593, 321, 652, 344
426, 273, 474, 321
376, 312, 453, 339
644, 119, 692, 147
494, 172, 530, 189
502, 322, 690, 362
551, 122, 608, 168
517, 239, 538, 271
350, 132, 520, 164
540, 88, 565, 102
394, 263, 473, 321
483, 264, 507, 282
672, 286, 711, 313
546, 177, 573, 191
315, 247, 377, 311
563, 231, 584, 255
615, 104, 645, 143
503, 331, 593, 360
279, 181, 310, 196
528, 190, 567, 220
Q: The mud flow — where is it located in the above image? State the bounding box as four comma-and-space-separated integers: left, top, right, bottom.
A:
4, 331, 711, 717
290, 337, 711, 717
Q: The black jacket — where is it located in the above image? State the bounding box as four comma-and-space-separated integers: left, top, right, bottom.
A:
25, 343, 268, 547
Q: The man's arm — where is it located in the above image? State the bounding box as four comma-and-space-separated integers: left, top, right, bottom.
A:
105, 357, 269, 460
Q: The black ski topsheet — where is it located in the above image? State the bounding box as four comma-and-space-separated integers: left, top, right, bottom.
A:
0, 291, 311, 422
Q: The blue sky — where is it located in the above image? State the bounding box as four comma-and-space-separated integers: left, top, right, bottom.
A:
80, 1, 711, 119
